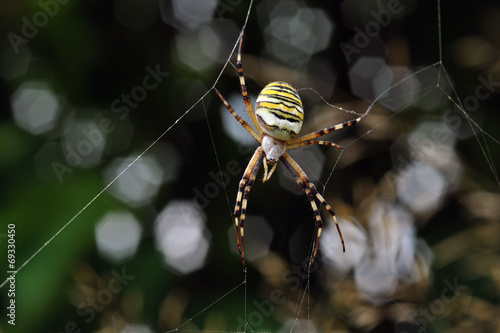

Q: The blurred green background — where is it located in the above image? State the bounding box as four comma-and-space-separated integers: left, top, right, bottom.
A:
1, 0, 499, 332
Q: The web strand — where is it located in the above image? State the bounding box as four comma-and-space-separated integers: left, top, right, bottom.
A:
0, 0, 255, 290
4, 0, 499, 332
163, 280, 246, 333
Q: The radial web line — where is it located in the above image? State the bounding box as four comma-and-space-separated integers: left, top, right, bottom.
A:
164, 280, 246, 333
317, 1, 496, 332
437, 0, 443, 64
201, 98, 251, 329
201, 99, 234, 225
438, 64, 500, 186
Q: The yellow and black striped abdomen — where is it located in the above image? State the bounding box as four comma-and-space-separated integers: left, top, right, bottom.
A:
255, 81, 303, 141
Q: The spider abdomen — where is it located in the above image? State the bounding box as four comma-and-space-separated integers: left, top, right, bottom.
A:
255, 81, 304, 141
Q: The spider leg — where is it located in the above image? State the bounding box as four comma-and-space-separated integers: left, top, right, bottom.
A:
287, 105, 373, 145
280, 152, 345, 265
287, 140, 344, 150
214, 88, 261, 142
234, 147, 264, 269
279, 154, 324, 264
307, 185, 345, 252
236, 28, 264, 138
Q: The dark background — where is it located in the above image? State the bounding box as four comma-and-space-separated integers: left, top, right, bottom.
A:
0, 0, 499, 332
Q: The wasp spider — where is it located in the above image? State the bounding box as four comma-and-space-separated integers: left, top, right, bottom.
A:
214, 30, 372, 269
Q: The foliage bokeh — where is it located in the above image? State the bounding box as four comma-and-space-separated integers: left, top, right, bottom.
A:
0, 1, 499, 332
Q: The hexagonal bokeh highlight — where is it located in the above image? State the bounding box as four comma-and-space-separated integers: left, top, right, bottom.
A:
104, 155, 162, 207
11, 81, 61, 135
278, 318, 318, 333
257, 0, 334, 65
160, 0, 216, 30
95, 211, 142, 263
154, 200, 210, 274
173, 22, 239, 72
220, 92, 258, 146
373, 65, 419, 112
174, 27, 221, 72
396, 162, 447, 214
62, 117, 106, 169
321, 219, 367, 272
407, 121, 460, 174
390, 122, 462, 215
120, 323, 153, 333
104, 145, 179, 207
354, 250, 400, 301
368, 202, 416, 280
173, 0, 216, 29
348, 56, 387, 102
352, 201, 419, 304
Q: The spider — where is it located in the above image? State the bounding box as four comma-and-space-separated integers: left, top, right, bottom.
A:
214, 29, 372, 269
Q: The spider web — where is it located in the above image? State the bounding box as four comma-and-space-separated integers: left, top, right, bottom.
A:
2, 0, 500, 332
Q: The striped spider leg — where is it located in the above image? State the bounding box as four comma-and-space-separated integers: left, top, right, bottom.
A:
214, 29, 372, 269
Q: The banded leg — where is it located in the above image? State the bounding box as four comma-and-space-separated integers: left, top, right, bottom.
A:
286, 140, 344, 150
234, 147, 264, 268
236, 28, 264, 137
287, 105, 373, 145
280, 155, 324, 264
214, 88, 261, 142
283, 152, 345, 252
306, 184, 345, 252
280, 153, 345, 265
